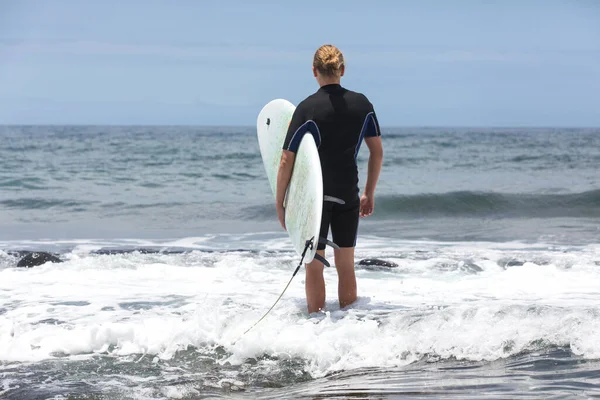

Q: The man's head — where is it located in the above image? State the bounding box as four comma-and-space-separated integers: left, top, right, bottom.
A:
312, 44, 345, 85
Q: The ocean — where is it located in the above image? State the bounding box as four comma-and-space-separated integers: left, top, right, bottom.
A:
0, 125, 599, 399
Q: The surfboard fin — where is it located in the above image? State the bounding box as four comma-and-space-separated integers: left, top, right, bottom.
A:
313, 253, 330, 268
318, 237, 340, 250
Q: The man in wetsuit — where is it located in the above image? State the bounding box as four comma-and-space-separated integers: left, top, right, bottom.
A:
275, 44, 384, 314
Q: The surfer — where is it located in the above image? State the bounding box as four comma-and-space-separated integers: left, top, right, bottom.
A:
276, 44, 383, 313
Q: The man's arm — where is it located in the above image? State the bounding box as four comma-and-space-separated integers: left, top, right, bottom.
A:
276, 149, 295, 229
363, 136, 383, 197
276, 105, 306, 229
360, 106, 383, 217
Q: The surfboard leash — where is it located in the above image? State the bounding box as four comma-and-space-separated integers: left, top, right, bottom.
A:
233, 237, 314, 344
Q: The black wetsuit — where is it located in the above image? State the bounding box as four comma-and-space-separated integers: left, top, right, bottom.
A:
282, 83, 381, 249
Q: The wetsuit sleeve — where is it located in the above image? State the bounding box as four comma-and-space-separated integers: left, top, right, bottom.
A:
363, 100, 381, 138
282, 102, 321, 153
282, 104, 307, 153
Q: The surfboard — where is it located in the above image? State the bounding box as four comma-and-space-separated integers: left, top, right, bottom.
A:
256, 99, 323, 263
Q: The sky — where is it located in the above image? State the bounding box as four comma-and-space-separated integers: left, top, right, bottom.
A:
0, 0, 599, 126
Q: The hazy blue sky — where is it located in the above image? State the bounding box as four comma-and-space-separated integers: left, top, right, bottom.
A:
0, 0, 599, 126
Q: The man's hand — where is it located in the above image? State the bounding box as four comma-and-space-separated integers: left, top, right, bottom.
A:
360, 193, 374, 218
277, 202, 286, 230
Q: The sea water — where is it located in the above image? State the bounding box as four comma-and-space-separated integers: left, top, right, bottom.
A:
1, 126, 599, 399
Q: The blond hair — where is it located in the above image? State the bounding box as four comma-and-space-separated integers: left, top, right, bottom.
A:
313, 44, 344, 77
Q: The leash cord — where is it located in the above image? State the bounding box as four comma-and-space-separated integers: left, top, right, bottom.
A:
234, 237, 314, 342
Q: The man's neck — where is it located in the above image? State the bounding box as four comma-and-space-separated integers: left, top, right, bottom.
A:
318, 77, 341, 87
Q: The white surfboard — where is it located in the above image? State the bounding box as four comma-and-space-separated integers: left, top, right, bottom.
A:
256, 99, 323, 263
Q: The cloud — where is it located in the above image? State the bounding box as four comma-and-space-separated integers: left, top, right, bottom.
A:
0, 96, 259, 125
0, 39, 310, 64
348, 49, 541, 64
3, 38, 595, 67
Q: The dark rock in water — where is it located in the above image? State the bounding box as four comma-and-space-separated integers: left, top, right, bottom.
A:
460, 260, 483, 273
498, 258, 525, 269
358, 258, 398, 268
17, 252, 62, 268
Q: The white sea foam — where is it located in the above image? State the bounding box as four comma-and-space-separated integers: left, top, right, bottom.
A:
1, 235, 599, 379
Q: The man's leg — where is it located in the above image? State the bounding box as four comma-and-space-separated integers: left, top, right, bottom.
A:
305, 201, 332, 314
334, 247, 356, 308
305, 249, 326, 313
331, 197, 360, 309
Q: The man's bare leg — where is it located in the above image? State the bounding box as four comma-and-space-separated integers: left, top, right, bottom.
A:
334, 247, 357, 308
305, 249, 326, 313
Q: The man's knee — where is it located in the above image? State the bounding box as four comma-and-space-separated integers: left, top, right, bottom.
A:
334, 248, 355, 269
307, 250, 326, 270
